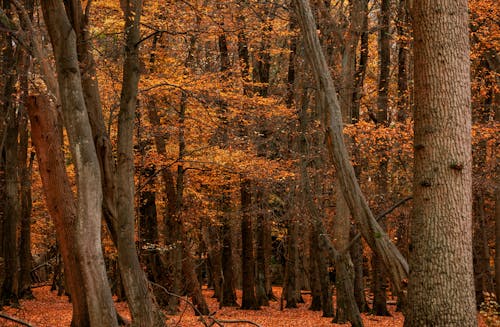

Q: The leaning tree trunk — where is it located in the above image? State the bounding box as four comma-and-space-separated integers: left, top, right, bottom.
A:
293, 0, 408, 293
28, 95, 90, 326
40, 1, 118, 325
405, 0, 477, 325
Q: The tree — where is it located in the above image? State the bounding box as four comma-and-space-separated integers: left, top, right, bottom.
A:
405, 0, 477, 325
40, 0, 118, 324
292, 0, 408, 293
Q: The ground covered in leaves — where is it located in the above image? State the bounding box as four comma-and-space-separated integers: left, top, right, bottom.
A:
0, 286, 486, 326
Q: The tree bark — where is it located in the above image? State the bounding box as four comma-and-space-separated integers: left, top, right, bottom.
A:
241, 179, 259, 309
293, 0, 408, 293
27, 95, 90, 327
40, 1, 118, 325
115, 1, 164, 325
405, 0, 476, 325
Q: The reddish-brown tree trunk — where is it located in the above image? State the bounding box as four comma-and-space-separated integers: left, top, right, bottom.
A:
28, 95, 90, 326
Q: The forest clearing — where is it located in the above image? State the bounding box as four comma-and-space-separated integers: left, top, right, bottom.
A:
0, 0, 498, 326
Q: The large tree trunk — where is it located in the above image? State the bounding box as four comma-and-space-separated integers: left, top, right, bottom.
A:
0, 2, 19, 304
40, 2, 118, 325
27, 95, 90, 326
405, 0, 476, 325
293, 0, 408, 293
1, 98, 19, 307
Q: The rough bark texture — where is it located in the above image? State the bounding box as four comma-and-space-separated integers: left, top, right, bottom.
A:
293, 0, 408, 293
405, 0, 476, 325
40, 1, 118, 325
27, 95, 90, 327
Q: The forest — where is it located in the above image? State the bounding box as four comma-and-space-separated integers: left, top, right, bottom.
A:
0, 0, 498, 326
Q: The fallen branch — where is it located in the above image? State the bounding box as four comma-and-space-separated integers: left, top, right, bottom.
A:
150, 282, 262, 327
0, 312, 35, 327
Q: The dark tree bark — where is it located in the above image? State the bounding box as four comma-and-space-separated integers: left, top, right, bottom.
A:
349, 227, 369, 312
308, 224, 322, 311
241, 179, 259, 310
255, 190, 270, 306
115, 1, 164, 325
221, 212, 238, 307
0, 0, 19, 304
283, 219, 301, 308
396, 0, 410, 122
405, 0, 476, 325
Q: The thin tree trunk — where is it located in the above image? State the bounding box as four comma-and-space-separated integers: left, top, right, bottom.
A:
349, 227, 369, 312
396, 0, 410, 122
40, 1, 118, 325
221, 212, 238, 307
255, 190, 269, 306
115, 1, 164, 325
405, 0, 476, 324
240, 179, 259, 310
308, 224, 322, 311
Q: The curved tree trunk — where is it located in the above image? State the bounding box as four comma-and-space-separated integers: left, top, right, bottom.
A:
40, 2, 118, 325
405, 0, 476, 325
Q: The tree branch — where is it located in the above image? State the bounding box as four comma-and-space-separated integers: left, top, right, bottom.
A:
0, 312, 35, 327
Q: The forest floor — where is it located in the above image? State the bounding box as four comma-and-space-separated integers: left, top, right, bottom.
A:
0, 286, 487, 327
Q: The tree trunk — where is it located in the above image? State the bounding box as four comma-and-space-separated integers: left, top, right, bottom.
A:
0, 2, 19, 304
396, 0, 410, 122
1, 98, 19, 307
221, 212, 238, 307
405, 0, 476, 325
115, 1, 164, 325
308, 224, 322, 311
350, 227, 369, 312
284, 219, 301, 308
255, 190, 270, 306
27, 95, 90, 326
241, 179, 259, 309
40, 1, 118, 325
352, 0, 369, 122
293, 0, 408, 293
495, 180, 500, 301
